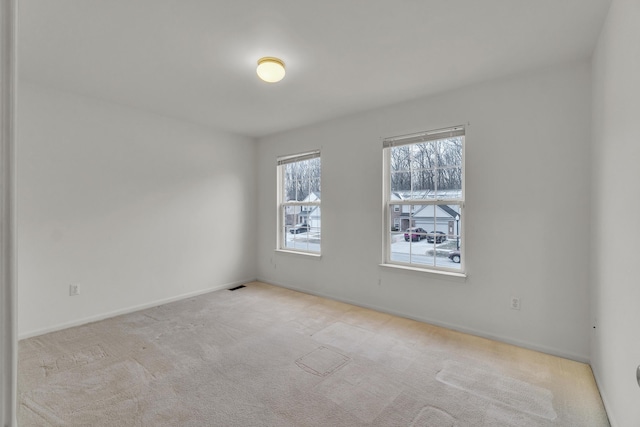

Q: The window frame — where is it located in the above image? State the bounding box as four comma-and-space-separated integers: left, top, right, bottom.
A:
276, 150, 322, 256
382, 126, 465, 276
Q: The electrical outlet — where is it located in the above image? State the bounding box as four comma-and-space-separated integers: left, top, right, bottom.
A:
69, 284, 80, 296
510, 296, 521, 310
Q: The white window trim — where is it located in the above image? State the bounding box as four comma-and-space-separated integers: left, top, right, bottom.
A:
382, 127, 466, 275
276, 150, 321, 255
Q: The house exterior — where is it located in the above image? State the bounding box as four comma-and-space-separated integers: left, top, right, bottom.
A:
285, 192, 321, 230
300, 192, 321, 230
391, 190, 461, 236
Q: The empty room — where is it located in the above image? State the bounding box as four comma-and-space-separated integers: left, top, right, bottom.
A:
1, 0, 639, 426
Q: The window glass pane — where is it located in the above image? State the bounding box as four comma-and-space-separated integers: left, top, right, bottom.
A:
390, 145, 411, 172
422, 204, 462, 270
389, 228, 410, 264
389, 206, 400, 233
410, 237, 432, 267
391, 171, 411, 195
296, 178, 304, 201
283, 162, 297, 202
389, 221, 432, 266
413, 204, 435, 229
308, 156, 321, 173
436, 138, 463, 168
283, 206, 320, 252
307, 157, 321, 201
389, 233, 405, 264
284, 158, 321, 202
388, 203, 462, 270
282, 208, 297, 250
410, 143, 436, 171
445, 207, 462, 269
449, 208, 462, 251
411, 170, 436, 199
310, 178, 321, 201
437, 167, 462, 194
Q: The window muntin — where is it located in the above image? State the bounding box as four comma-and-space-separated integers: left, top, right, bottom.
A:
277, 151, 321, 254
384, 127, 464, 273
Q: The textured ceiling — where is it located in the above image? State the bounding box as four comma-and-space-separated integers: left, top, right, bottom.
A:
19, 0, 611, 138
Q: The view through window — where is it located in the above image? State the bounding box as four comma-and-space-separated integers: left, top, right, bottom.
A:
277, 150, 321, 254
383, 127, 464, 273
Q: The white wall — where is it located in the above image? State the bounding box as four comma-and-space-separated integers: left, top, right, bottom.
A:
591, 0, 640, 425
17, 82, 257, 337
257, 62, 593, 361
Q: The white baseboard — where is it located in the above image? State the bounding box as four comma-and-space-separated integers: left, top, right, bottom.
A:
257, 276, 590, 364
18, 277, 256, 340
21, 275, 591, 364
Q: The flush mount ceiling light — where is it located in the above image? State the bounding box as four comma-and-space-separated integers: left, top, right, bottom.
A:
256, 57, 286, 83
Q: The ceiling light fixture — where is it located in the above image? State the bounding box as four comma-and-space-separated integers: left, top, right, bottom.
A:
256, 57, 286, 83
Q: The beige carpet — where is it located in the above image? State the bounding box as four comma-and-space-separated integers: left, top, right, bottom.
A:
18, 282, 609, 426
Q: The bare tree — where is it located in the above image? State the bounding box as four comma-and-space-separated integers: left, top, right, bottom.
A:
390, 138, 462, 195
284, 157, 321, 201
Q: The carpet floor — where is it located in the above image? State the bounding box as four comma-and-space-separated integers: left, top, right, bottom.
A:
18, 281, 609, 426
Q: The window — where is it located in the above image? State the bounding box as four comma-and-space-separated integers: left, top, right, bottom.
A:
383, 126, 464, 273
277, 150, 321, 254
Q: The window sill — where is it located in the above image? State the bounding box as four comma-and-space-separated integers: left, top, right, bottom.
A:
275, 249, 322, 258
379, 263, 467, 279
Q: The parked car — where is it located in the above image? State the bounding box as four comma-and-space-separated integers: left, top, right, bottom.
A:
391, 225, 399, 231
426, 231, 447, 243
404, 227, 427, 242
290, 223, 309, 234
448, 250, 461, 263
